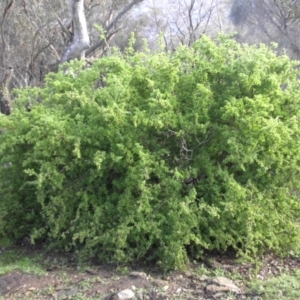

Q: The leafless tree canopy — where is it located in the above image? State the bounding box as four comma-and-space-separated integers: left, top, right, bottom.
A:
229, 0, 300, 58
229, 0, 251, 25
0, 0, 145, 89
0, 0, 299, 114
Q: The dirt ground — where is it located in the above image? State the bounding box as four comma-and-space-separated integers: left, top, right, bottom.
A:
0, 246, 300, 300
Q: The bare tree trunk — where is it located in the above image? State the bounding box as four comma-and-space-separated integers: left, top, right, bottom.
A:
60, 0, 90, 64
0, 67, 13, 115
0, 0, 14, 68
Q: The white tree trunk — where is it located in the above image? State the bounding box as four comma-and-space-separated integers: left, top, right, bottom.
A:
61, 0, 90, 63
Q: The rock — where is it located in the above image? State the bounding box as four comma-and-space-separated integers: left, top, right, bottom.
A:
214, 292, 225, 298
199, 275, 209, 281
117, 288, 135, 299
205, 277, 241, 294
206, 284, 230, 293
129, 272, 148, 280
25, 291, 33, 297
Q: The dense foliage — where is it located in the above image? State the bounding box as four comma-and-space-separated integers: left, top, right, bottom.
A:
1, 35, 300, 269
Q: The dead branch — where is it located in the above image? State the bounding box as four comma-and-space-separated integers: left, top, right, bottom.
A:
86, 0, 144, 57
21, 0, 61, 61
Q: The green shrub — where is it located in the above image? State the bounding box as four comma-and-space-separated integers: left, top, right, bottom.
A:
1, 35, 300, 269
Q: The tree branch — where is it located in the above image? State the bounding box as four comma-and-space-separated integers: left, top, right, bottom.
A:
86, 0, 144, 57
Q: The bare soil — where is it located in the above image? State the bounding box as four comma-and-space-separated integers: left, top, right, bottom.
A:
0, 246, 300, 300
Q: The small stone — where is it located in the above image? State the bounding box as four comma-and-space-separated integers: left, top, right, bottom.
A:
129, 272, 147, 280
206, 284, 229, 293
162, 285, 169, 292
117, 288, 135, 299
200, 275, 209, 281
175, 287, 182, 294
214, 292, 225, 298
206, 277, 240, 294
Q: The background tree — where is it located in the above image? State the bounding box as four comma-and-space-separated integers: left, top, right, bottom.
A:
0, 0, 144, 91
131, 0, 228, 52
229, 0, 300, 58
1, 0, 300, 113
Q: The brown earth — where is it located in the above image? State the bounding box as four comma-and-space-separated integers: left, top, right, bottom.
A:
0, 247, 299, 300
